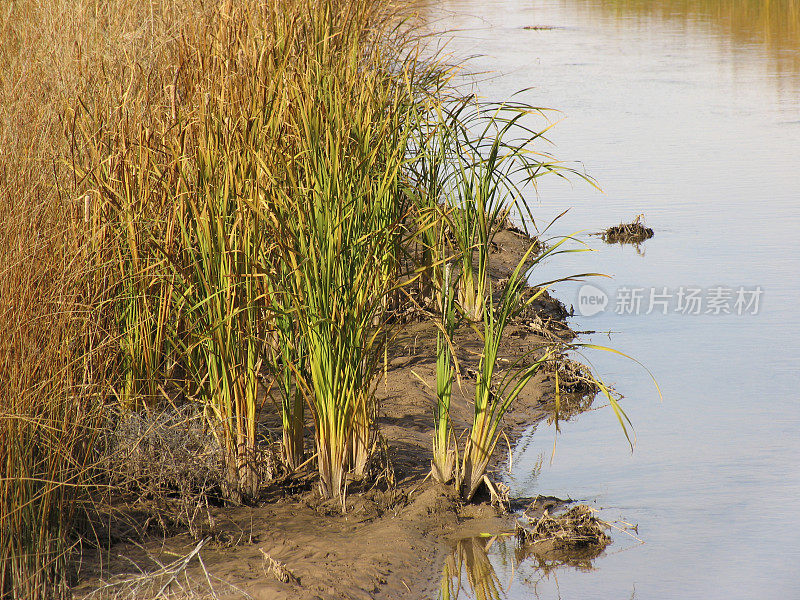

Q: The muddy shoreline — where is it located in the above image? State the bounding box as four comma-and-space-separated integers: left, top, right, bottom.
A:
73, 227, 589, 600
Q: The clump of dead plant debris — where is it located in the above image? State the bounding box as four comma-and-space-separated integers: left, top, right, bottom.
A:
544, 355, 600, 397
601, 214, 654, 244
259, 549, 300, 585
96, 405, 277, 538
516, 504, 610, 554
79, 538, 234, 600
99, 406, 228, 499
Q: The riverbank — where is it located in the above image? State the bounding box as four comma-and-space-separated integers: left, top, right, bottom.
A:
71, 225, 588, 600
0, 2, 603, 598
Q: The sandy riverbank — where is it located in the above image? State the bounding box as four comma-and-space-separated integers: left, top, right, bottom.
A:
70, 224, 597, 600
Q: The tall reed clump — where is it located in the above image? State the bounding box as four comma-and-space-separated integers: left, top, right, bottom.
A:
0, 104, 112, 598
68, 0, 446, 502
171, 113, 274, 503
260, 1, 428, 499
459, 243, 565, 501
444, 101, 568, 322
69, 0, 286, 503
412, 96, 615, 500
76, 126, 183, 411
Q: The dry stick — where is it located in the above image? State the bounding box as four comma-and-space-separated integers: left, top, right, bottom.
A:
407, 470, 432, 499
87, 538, 209, 598
259, 548, 300, 585
481, 474, 509, 510
203, 573, 256, 600
293, 451, 319, 472
196, 554, 219, 599
604, 518, 645, 545
155, 538, 209, 597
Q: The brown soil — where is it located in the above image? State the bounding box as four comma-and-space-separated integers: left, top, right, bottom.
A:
72, 227, 593, 600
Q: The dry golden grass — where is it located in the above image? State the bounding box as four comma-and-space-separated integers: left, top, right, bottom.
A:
0, 1, 276, 596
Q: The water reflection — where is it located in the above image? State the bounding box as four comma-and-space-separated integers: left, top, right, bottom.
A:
439, 530, 609, 600
570, 0, 800, 81
439, 536, 505, 600
414, 0, 800, 95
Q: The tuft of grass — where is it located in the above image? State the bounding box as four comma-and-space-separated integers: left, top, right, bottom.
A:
431, 264, 458, 484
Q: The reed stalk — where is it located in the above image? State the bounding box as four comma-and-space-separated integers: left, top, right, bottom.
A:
460, 243, 551, 501
432, 263, 458, 484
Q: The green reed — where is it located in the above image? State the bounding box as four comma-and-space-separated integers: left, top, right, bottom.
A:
262, 16, 417, 497
432, 263, 458, 484
459, 242, 552, 501
170, 111, 272, 503
417, 97, 574, 321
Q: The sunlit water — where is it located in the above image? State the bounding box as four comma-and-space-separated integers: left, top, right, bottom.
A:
418, 1, 800, 598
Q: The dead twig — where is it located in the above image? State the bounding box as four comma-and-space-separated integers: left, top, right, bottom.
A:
259, 548, 301, 585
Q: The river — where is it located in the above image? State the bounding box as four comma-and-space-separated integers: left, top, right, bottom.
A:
418, 1, 800, 598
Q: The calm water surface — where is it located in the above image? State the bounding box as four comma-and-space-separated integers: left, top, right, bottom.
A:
419, 1, 800, 598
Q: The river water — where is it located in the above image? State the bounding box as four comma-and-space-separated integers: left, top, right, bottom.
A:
418, 1, 800, 598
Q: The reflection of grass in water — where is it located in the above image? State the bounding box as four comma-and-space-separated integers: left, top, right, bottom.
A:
440, 536, 505, 600
575, 0, 800, 78
438, 527, 609, 600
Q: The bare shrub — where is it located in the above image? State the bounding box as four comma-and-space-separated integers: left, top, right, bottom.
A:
97, 404, 277, 537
